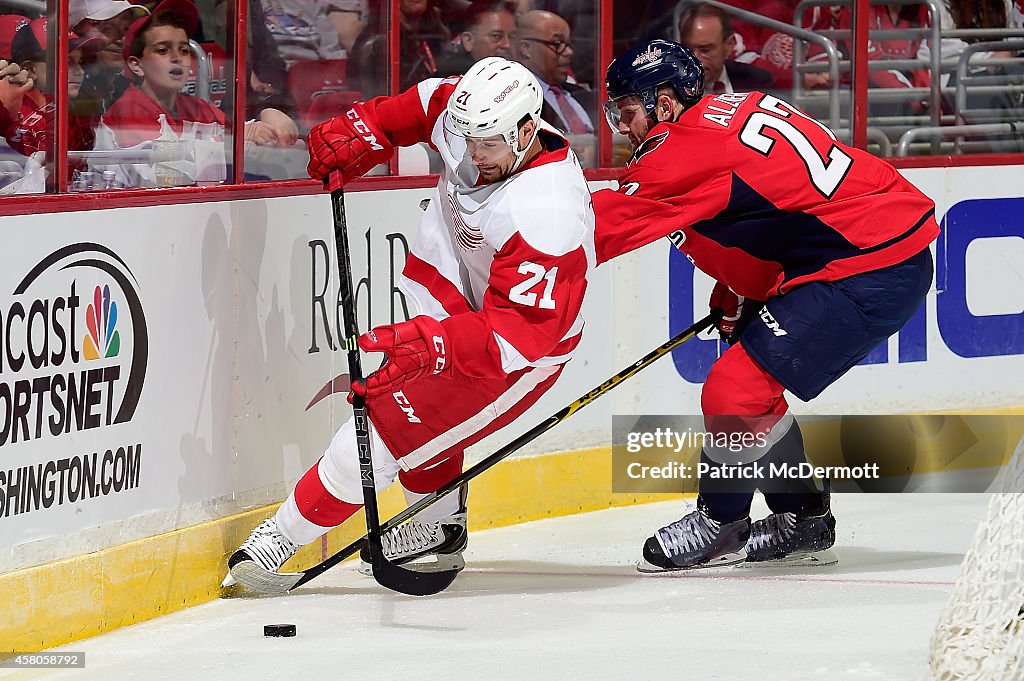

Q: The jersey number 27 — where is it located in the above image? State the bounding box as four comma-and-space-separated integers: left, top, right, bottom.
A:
739, 95, 853, 199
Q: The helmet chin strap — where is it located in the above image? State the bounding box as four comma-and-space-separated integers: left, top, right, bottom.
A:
508, 125, 539, 174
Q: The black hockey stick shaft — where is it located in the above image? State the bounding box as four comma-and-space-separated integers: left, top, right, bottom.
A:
290, 310, 718, 589
329, 175, 459, 596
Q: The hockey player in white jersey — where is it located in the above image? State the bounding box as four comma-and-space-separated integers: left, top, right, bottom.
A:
224, 57, 595, 587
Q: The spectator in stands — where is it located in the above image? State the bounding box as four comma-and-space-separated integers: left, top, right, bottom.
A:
94, 0, 294, 187
201, 0, 297, 120
946, 0, 1011, 33
678, 3, 773, 93
327, 1, 369, 53
435, 0, 516, 77
514, 0, 595, 89
1, 19, 102, 164
0, 15, 29, 120
959, 0, 1024, 80
680, 0, 833, 91
800, 5, 930, 117
516, 9, 593, 135
347, 0, 451, 96
261, 0, 348, 67
0, 53, 37, 193
400, 0, 452, 85
0, 14, 26, 60
864, 5, 931, 91
922, 1, 1016, 74
70, 0, 150, 116
922, 0, 1023, 122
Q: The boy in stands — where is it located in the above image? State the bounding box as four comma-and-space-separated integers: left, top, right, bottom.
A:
102, 0, 294, 151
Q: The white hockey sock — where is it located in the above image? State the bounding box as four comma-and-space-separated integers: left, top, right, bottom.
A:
274, 490, 334, 546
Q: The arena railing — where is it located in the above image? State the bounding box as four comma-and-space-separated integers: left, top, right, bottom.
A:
897, 122, 1024, 155
954, 39, 1024, 126
188, 40, 213, 103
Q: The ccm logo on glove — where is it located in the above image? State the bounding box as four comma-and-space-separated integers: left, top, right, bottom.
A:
345, 109, 384, 151
306, 104, 394, 183
432, 335, 447, 374
352, 316, 453, 398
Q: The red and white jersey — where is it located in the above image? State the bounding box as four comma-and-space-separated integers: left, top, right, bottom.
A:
594, 91, 939, 300
359, 78, 596, 375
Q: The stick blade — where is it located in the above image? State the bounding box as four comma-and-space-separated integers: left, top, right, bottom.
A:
371, 554, 460, 596
226, 558, 304, 595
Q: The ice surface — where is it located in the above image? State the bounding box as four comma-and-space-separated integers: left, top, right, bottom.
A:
3, 494, 988, 681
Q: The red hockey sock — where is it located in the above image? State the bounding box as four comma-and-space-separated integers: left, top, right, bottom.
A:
702, 341, 789, 434
293, 459, 361, 526
399, 451, 465, 494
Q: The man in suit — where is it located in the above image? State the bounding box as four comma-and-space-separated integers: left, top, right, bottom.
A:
435, 1, 517, 77
679, 2, 773, 94
515, 9, 594, 137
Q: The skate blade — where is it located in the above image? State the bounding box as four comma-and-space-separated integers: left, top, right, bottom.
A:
742, 547, 839, 568
636, 550, 747, 574
220, 571, 237, 588
358, 553, 466, 577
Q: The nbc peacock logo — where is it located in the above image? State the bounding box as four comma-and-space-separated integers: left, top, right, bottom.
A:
83, 285, 121, 360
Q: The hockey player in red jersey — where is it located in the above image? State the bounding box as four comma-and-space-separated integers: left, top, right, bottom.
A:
224, 57, 595, 588
594, 40, 938, 572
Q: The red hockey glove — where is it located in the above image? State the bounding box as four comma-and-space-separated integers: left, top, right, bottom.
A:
709, 281, 745, 342
306, 103, 394, 184
351, 316, 453, 398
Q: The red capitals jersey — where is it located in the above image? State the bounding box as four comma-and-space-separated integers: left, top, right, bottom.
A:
594, 91, 939, 300
102, 85, 226, 148
0, 95, 95, 177
822, 6, 931, 90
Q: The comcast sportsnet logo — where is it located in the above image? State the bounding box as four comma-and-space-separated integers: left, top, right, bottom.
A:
84, 285, 121, 360
1, 243, 148, 448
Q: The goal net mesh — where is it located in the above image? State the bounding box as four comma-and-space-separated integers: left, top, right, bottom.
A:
929, 437, 1024, 680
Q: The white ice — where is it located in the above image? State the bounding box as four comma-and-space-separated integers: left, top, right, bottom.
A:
3, 493, 988, 681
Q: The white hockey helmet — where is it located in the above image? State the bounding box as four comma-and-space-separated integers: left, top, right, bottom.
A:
447, 57, 544, 170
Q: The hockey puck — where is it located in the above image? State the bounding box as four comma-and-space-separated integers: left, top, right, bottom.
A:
263, 624, 296, 637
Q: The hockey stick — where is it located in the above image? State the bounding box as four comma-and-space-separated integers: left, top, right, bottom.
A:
329, 174, 460, 596
240, 310, 717, 594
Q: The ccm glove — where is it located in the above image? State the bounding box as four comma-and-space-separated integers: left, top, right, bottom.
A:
306, 103, 394, 183
352, 316, 453, 398
709, 281, 745, 343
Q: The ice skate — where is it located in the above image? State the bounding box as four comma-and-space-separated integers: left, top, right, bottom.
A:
744, 497, 838, 566
222, 517, 299, 589
637, 501, 750, 573
358, 511, 468, 575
